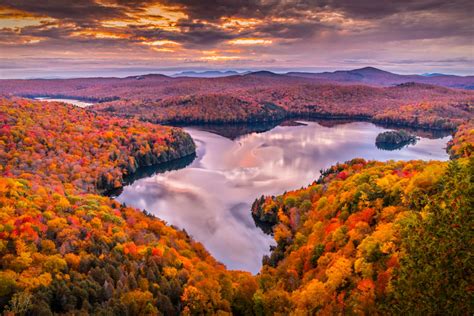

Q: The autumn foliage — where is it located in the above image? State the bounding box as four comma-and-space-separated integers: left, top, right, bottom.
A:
90, 81, 474, 129
448, 120, 474, 158
0, 177, 256, 314
0, 98, 255, 314
0, 94, 472, 314
252, 156, 473, 314
0, 97, 195, 193
1, 74, 473, 129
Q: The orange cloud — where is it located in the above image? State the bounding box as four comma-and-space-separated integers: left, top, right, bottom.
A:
220, 17, 261, 30
200, 55, 240, 61
229, 38, 273, 45
144, 40, 180, 46
71, 30, 129, 39
0, 7, 55, 29
100, 4, 187, 31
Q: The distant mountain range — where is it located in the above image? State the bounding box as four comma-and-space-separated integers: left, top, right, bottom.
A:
286, 67, 474, 90
421, 73, 449, 77
173, 70, 243, 78
2, 66, 473, 130
171, 67, 473, 90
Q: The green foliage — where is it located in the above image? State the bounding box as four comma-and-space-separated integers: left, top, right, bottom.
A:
0, 96, 473, 314
283, 196, 297, 209
310, 244, 325, 267
387, 158, 474, 314
0, 99, 254, 315
254, 157, 473, 314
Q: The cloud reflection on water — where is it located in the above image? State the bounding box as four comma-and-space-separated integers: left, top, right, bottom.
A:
116, 121, 450, 273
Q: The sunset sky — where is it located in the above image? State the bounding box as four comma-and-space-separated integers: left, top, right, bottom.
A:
0, 0, 473, 78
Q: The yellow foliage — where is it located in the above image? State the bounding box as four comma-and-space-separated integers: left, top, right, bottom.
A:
325, 257, 352, 290
293, 279, 326, 312
43, 255, 67, 273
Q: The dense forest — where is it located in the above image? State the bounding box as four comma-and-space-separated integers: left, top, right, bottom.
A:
0, 98, 257, 315
0, 96, 472, 314
1, 74, 473, 129
0, 177, 258, 315
0, 98, 195, 193
251, 152, 472, 314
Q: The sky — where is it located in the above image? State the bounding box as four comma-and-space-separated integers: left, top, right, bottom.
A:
0, 0, 473, 78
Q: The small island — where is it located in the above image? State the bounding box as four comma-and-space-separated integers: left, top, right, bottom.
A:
376, 130, 418, 150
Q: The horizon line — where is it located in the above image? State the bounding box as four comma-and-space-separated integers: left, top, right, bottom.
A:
1, 66, 473, 80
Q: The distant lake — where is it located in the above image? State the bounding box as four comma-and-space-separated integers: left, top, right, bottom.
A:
35, 97, 93, 108
114, 120, 451, 273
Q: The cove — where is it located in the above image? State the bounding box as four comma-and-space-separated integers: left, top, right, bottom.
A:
34, 97, 93, 108
114, 120, 451, 274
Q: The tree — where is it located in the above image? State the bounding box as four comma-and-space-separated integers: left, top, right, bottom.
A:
387, 159, 473, 314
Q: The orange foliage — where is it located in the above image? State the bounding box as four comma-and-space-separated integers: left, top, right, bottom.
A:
0, 74, 472, 129
252, 158, 456, 313
448, 121, 474, 158
0, 98, 254, 314
0, 97, 195, 193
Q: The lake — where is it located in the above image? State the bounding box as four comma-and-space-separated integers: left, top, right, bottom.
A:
114, 120, 451, 273
35, 97, 93, 108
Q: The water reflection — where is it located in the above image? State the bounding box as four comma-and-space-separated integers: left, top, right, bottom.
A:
108, 154, 196, 196
375, 140, 418, 151
177, 121, 284, 140
115, 121, 451, 273
182, 119, 453, 141
34, 97, 93, 108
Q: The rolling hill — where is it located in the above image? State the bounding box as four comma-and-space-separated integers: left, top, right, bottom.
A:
0, 71, 473, 130
287, 67, 474, 90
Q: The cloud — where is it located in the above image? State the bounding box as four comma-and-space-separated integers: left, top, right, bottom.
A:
1, 0, 127, 25
0, 0, 473, 77
390, 57, 474, 65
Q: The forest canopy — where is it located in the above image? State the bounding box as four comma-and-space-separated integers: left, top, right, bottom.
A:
1, 75, 473, 129
0, 96, 472, 314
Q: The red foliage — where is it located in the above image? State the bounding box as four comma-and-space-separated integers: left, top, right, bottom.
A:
357, 279, 375, 292
376, 271, 391, 295
336, 171, 349, 180
0, 97, 195, 193
0, 74, 472, 129
325, 218, 341, 235
346, 208, 376, 230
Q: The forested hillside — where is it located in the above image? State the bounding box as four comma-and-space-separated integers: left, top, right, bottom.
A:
0, 98, 195, 193
287, 67, 474, 90
251, 122, 473, 314
0, 178, 257, 315
0, 96, 472, 314
1, 74, 473, 129
92, 82, 474, 129
0, 98, 256, 315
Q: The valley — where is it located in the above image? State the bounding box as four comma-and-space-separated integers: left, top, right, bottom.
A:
2, 0, 473, 313
0, 73, 472, 314
114, 121, 451, 273
1, 68, 473, 130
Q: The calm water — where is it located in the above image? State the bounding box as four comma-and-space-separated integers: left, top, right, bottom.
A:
115, 121, 451, 273
35, 97, 93, 108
